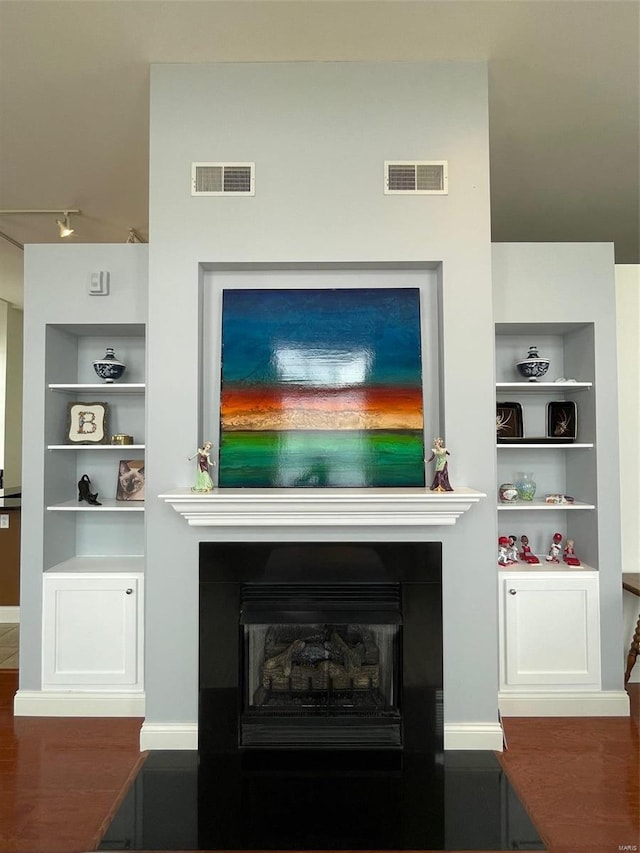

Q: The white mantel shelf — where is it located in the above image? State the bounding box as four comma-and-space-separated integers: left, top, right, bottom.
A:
159, 487, 486, 529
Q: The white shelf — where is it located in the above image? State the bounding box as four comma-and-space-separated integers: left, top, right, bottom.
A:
496, 381, 592, 393
160, 487, 487, 529
47, 499, 145, 512
48, 383, 145, 394
499, 561, 596, 573
47, 444, 145, 451
497, 443, 593, 449
497, 500, 595, 511
45, 555, 145, 573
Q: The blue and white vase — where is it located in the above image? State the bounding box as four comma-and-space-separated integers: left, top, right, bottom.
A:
93, 347, 127, 383
516, 346, 550, 382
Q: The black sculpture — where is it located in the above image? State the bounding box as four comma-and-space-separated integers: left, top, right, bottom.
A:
78, 474, 101, 506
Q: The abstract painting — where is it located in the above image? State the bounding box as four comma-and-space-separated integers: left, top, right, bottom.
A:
219, 288, 425, 487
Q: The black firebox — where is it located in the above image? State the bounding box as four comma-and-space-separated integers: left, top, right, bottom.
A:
199, 542, 442, 755
240, 582, 402, 748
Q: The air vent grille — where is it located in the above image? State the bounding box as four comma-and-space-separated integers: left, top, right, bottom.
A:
192, 162, 255, 196
385, 161, 448, 195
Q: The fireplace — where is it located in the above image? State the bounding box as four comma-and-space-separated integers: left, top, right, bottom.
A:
103, 533, 544, 850
199, 541, 442, 755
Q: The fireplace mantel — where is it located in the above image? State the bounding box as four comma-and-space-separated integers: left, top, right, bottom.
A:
159, 487, 485, 529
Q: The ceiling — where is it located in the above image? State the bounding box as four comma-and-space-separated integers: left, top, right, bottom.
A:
0, 0, 638, 308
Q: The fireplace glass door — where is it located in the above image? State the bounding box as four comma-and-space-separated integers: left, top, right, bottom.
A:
240, 583, 402, 748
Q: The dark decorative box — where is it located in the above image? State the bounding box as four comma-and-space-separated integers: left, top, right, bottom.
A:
546, 401, 577, 441
496, 402, 523, 441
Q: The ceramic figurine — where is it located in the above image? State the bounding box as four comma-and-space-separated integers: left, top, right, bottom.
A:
77, 473, 101, 506
546, 532, 563, 563
563, 539, 581, 566
498, 536, 515, 566
427, 437, 453, 492
519, 534, 540, 564
507, 535, 519, 563
190, 440, 215, 492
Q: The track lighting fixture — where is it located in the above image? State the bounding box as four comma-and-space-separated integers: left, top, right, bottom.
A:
126, 228, 145, 244
56, 212, 74, 238
0, 208, 80, 239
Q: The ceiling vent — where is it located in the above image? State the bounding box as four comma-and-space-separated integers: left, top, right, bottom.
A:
192, 163, 255, 196
384, 161, 448, 195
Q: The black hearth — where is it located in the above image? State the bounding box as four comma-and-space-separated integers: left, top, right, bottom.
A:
98, 542, 545, 850
199, 541, 443, 755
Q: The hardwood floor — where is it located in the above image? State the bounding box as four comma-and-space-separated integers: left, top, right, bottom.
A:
498, 694, 639, 853
0, 671, 145, 853
1, 668, 637, 853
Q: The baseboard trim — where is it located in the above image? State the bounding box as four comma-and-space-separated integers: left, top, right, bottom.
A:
14, 689, 145, 717
0, 606, 19, 623
138, 721, 504, 752
499, 689, 630, 717
444, 722, 505, 751
140, 722, 198, 751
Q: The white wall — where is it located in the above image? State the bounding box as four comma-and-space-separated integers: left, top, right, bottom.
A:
3, 304, 23, 487
616, 264, 640, 683
0, 301, 6, 474
146, 62, 498, 732
615, 265, 640, 575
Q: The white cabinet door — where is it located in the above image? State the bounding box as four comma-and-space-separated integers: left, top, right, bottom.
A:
42, 573, 143, 689
501, 573, 601, 689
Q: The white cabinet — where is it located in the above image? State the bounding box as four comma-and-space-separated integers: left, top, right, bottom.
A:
499, 569, 601, 691
42, 564, 144, 690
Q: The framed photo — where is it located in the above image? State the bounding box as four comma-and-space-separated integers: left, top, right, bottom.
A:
116, 459, 145, 501
496, 402, 523, 441
66, 402, 108, 444
547, 401, 577, 441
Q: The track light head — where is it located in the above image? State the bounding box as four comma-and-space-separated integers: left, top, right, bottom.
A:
56, 212, 74, 238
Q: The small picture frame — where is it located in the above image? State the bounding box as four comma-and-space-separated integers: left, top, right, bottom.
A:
547, 401, 577, 440
66, 402, 108, 444
496, 402, 524, 441
116, 459, 145, 501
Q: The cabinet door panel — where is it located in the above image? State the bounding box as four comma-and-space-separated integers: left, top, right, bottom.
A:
43, 576, 139, 687
503, 577, 600, 687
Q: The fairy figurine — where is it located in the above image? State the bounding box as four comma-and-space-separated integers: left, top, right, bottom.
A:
427, 437, 453, 492
190, 440, 216, 492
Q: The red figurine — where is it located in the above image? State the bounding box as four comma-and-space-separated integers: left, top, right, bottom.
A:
519, 534, 540, 564
507, 535, 519, 563
546, 532, 563, 563
498, 536, 516, 566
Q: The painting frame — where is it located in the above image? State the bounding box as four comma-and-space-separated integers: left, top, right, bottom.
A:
66, 401, 108, 445
218, 286, 426, 488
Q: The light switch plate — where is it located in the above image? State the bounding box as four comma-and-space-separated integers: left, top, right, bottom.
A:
0, 514, 9, 529
89, 271, 109, 295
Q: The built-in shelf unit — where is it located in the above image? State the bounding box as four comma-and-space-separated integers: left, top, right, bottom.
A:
495, 322, 597, 565
44, 324, 146, 572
